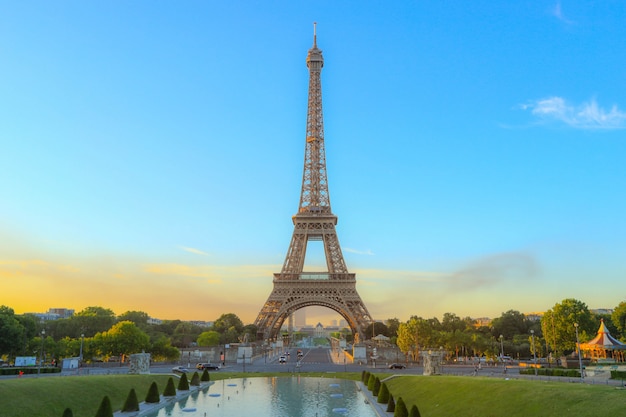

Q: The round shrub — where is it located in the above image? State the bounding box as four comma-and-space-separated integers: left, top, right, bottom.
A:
377, 382, 389, 404
62, 408, 73, 417
95, 396, 113, 417
394, 397, 408, 417
122, 388, 139, 412
163, 377, 177, 396
177, 373, 190, 391
145, 381, 161, 403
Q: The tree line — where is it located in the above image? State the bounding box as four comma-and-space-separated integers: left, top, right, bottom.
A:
2, 298, 625, 364
0, 306, 256, 364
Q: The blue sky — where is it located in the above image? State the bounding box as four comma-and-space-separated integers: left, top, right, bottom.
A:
1, 1, 625, 325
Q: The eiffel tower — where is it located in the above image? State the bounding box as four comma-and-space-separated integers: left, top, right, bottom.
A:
254, 25, 372, 343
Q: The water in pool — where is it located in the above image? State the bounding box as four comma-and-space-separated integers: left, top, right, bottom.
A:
146, 376, 378, 417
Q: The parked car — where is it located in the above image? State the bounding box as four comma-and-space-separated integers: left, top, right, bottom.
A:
388, 363, 406, 369
279, 355, 287, 364
172, 366, 190, 374
196, 363, 220, 370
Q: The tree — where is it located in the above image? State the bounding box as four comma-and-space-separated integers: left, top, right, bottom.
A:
197, 331, 220, 347
211, 313, 245, 344
117, 311, 150, 329
93, 321, 150, 360
73, 306, 116, 338
150, 335, 179, 361
364, 322, 389, 339
611, 301, 626, 341
490, 310, 529, 340
540, 299, 594, 357
387, 394, 395, 412
0, 306, 25, 356
172, 322, 203, 348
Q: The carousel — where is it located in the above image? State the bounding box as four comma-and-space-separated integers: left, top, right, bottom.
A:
579, 319, 626, 362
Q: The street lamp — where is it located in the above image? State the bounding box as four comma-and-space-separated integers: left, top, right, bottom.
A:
574, 323, 584, 383
79, 333, 85, 363
38, 329, 45, 377
530, 330, 537, 376
499, 334, 504, 361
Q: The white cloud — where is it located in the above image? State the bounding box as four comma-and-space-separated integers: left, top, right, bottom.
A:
344, 247, 374, 255
552, 1, 574, 24
522, 96, 626, 129
180, 246, 209, 256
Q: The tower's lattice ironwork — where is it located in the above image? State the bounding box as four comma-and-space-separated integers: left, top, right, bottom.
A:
255, 26, 372, 343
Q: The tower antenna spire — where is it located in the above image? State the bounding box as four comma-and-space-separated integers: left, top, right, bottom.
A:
313, 22, 317, 47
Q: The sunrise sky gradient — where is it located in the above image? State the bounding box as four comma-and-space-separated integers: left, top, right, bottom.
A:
1, 1, 625, 325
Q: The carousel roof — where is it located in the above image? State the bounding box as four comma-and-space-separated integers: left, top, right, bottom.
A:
580, 319, 626, 350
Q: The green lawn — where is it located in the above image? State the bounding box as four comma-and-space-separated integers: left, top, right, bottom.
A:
1, 372, 623, 417
0, 374, 171, 417
383, 375, 626, 417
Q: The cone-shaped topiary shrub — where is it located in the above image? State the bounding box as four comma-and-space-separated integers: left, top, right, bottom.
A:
145, 381, 161, 403
361, 370, 367, 383
377, 382, 389, 404
95, 396, 113, 417
367, 374, 376, 391
190, 371, 200, 386
177, 372, 190, 391
387, 393, 395, 413
163, 377, 177, 396
394, 397, 408, 417
122, 388, 139, 412
363, 371, 371, 383
201, 368, 210, 382
62, 408, 73, 417
409, 404, 421, 417
372, 377, 381, 396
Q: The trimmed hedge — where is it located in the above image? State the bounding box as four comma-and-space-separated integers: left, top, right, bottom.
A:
0, 367, 61, 376
377, 382, 390, 404
519, 368, 580, 377
373, 377, 381, 396
62, 408, 73, 417
394, 397, 408, 417
409, 404, 421, 417
177, 373, 190, 391
610, 370, 626, 380
94, 396, 113, 417
190, 371, 200, 386
145, 381, 160, 403
121, 388, 139, 412
201, 369, 210, 382
163, 377, 177, 396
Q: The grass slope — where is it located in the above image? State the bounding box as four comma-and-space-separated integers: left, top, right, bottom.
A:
0, 375, 171, 417
384, 375, 626, 417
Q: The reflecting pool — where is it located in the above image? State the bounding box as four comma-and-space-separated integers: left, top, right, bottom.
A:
146, 376, 377, 417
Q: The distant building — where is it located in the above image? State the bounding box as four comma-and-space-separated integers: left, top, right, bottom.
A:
314, 322, 325, 338
147, 317, 162, 325
524, 312, 543, 322
28, 308, 75, 321
473, 317, 492, 328
591, 308, 614, 316
188, 320, 213, 327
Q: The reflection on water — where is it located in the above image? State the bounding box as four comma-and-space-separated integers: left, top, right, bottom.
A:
146, 376, 377, 417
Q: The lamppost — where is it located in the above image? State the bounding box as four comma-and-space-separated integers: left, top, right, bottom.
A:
38, 329, 45, 377
79, 333, 84, 364
499, 334, 504, 361
574, 323, 584, 383
530, 330, 537, 376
